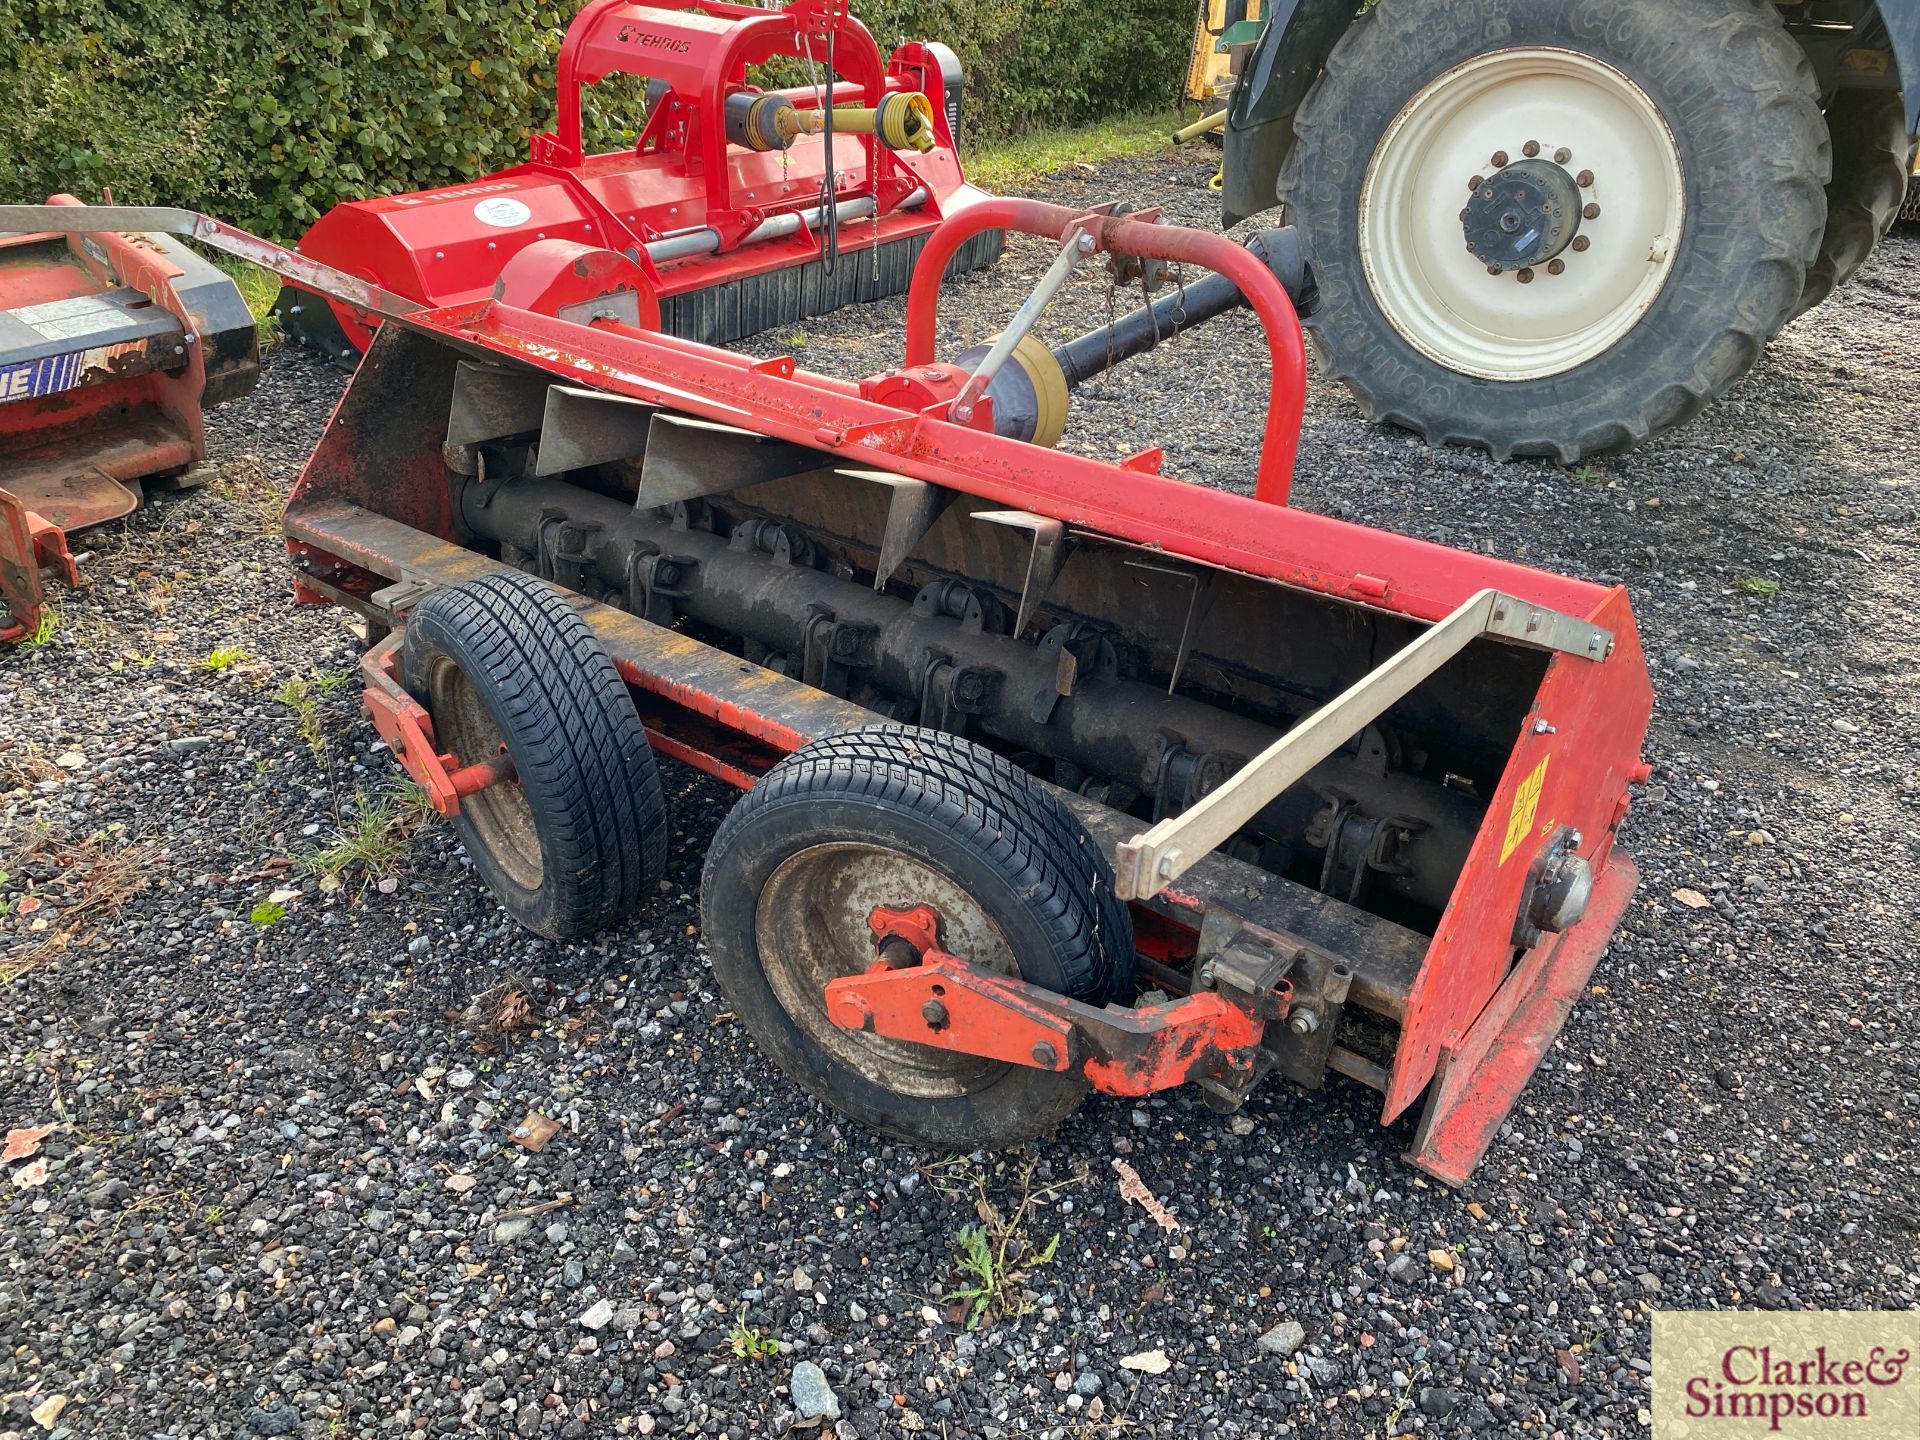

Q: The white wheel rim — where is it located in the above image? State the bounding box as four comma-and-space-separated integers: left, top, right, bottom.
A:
1359, 48, 1686, 381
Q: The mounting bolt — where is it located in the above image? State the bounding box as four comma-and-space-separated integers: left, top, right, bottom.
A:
921, 999, 949, 1031
1547, 258, 1566, 275
1486, 264, 1503, 276
1571, 235, 1592, 253
1491, 150, 1509, 167
1075, 231, 1097, 254
1468, 174, 1485, 189
1289, 1007, 1320, 1036
1534, 718, 1557, 735
1583, 202, 1601, 220
951, 403, 974, 423
1516, 267, 1535, 284
1554, 147, 1572, 164
1031, 1041, 1059, 1068
1522, 139, 1540, 157
1576, 170, 1594, 188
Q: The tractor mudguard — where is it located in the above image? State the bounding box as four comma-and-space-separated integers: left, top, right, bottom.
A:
1885, 0, 1920, 130
1220, 0, 1353, 226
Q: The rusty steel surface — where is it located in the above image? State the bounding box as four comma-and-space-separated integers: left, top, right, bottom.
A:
0, 198, 261, 639
357, 632, 520, 819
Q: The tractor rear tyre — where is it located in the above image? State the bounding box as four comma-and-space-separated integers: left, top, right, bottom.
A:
700, 726, 1135, 1149
1796, 90, 1916, 316
1278, 0, 1829, 462
403, 572, 669, 940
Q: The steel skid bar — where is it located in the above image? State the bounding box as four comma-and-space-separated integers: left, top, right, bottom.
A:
0, 206, 424, 323
1113, 588, 1615, 901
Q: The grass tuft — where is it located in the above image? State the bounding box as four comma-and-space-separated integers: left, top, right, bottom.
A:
301, 780, 435, 887
967, 108, 1186, 192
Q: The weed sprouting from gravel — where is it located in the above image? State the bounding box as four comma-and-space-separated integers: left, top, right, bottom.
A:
1733, 572, 1782, 598
727, 1308, 779, 1360
273, 676, 328, 764
300, 779, 434, 888
928, 1156, 1082, 1329
200, 645, 251, 671
19, 603, 60, 650
211, 454, 287, 536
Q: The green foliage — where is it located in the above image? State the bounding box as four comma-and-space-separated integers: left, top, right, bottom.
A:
249, 898, 287, 926
727, 1308, 779, 1361
0, 1, 1192, 241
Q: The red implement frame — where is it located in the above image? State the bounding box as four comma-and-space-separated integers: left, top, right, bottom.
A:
829, 905, 1270, 1096
0, 185, 1651, 1180
358, 631, 518, 816
0, 195, 259, 639
902, 195, 1308, 503
267, 192, 1651, 1179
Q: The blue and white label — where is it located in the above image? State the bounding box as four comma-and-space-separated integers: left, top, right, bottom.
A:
0, 350, 89, 406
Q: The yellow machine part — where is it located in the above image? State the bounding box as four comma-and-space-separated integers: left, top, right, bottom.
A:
1184, 0, 1263, 106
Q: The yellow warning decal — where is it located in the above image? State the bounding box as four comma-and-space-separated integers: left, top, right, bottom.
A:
1501, 756, 1550, 864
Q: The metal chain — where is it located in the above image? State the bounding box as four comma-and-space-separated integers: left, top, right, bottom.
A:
1103, 266, 1119, 382
1171, 260, 1188, 339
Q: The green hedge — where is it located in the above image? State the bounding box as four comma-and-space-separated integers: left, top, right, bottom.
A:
0, 0, 1190, 241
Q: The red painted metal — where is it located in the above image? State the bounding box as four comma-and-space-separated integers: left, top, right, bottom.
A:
259, 177, 1650, 1175
492, 240, 663, 331
357, 630, 518, 817
901, 196, 1307, 503
286, 0, 976, 353
1406, 853, 1640, 1185
424, 296, 1610, 624
0, 491, 79, 643
827, 902, 1272, 1096
1384, 585, 1651, 1123
1, 196, 258, 639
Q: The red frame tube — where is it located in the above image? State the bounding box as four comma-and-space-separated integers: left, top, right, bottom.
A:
904, 195, 1308, 504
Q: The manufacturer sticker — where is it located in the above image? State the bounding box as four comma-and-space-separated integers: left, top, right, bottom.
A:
0, 339, 147, 406
1500, 755, 1550, 864
472, 197, 532, 228
1, 352, 87, 405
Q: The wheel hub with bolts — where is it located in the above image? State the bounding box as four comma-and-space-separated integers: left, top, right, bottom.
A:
1461, 154, 1588, 278
1358, 46, 1687, 381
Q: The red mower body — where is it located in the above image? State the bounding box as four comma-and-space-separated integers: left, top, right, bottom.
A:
280, 0, 995, 362
0, 197, 258, 640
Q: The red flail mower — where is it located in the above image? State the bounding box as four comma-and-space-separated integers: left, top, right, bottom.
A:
0, 0, 1653, 1183
0, 198, 259, 641
275, 0, 997, 363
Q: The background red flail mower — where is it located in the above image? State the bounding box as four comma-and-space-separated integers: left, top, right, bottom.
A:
0, 171, 1652, 1182
0, 196, 259, 641
276, 0, 999, 365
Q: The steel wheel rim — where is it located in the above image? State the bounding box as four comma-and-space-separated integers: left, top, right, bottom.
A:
754, 842, 1019, 1099
425, 655, 542, 891
1359, 47, 1686, 381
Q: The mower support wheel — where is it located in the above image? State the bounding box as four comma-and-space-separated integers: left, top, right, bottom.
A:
700, 726, 1135, 1149
402, 571, 668, 939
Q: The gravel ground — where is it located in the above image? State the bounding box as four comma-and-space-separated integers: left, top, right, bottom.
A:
3, 150, 1917, 1440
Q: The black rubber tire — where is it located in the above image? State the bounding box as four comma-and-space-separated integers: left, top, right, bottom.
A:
1278, 0, 1830, 462
403, 572, 668, 940
700, 726, 1135, 1150
1796, 90, 1916, 315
